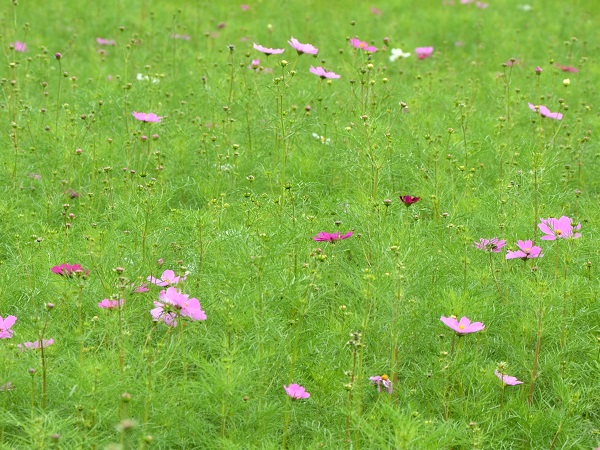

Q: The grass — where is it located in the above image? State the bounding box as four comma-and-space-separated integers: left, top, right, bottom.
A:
0, 0, 599, 448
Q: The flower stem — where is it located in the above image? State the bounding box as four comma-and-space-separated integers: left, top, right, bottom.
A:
528, 298, 544, 405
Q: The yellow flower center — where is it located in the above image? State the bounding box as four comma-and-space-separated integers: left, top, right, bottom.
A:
381, 374, 389, 381
359, 43, 366, 48
525, 248, 531, 253
459, 325, 465, 330
556, 229, 562, 235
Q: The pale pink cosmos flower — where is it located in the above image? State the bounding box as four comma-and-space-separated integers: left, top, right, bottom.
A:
538, 216, 581, 240
474, 238, 506, 252
253, 43, 285, 55
240, 4, 250, 10
250, 59, 260, 68
505, 240, 543, 260
0, 316, 17, 339
415, 47, 434, 59
528, 102, 562, 120
98, 299, 123, 310
309, 66, 340, 79
12, 41, 27, 52
440, 316, 485, 334
288, 37, 318, 55
349, 38, 377, 52
495, 370, 523, 386
151, 287, 207, 326
370, 7, 382, 15
134, 284, 149, 293
369, 375, 392, 394
476, 2, 489, 8
147, 269, 186, 287
18, 339, 54, 350
284, 383, 310, 399
312, 231, 352, 242
96, 38, 116, 46
132, 112, 162, 123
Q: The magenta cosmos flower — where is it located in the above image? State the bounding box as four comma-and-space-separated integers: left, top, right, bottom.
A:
284, 383, 310, 399
309, 66, 340, 79
506, 240, 543, 260
132, 112, 163, 123
369, 375, 392, 394
538, 216, 581, 240
151, 287, 207, 326
147, 269, 186, 287
399, 195, 420, 207
312, 231, 352, 242
12, 41, 27, 52
98, 299, 123, 310
18, 339, 54, 350
253, 43, 284, 55
349, 38, 377, 52
440, 316, 485, 334
415, 47, 434, 59
96, 37, 116, 46
555, 63, 579, 73
528, 103, 562, 120
0, 316, 17, 339
494, 370, 523, 386
51, 263, 90, 278
288, 37, 318, 55
474, 238, 506, 253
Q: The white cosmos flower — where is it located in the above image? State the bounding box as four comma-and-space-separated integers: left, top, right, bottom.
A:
389, 48, 411, 62
312, 133, 330, 145
136, 73, 160, 84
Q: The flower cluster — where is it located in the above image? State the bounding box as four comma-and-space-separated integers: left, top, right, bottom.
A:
151, 287, 206, 327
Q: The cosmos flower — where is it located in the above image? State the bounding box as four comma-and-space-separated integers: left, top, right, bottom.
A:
505, 240, 543, 260
288, 37, 318, 55
284, 384, 310, 399
151, 287, 207, 326
440, 316, 485, 334
554, 63, 579, 73
312, 133, 330, 145
399, 195, 420, 207
389, 48, 411, 61
136, 73, 160, 83
415, 47, 434, 59
538, 216, 581, 240
474, 238, 507, 253
132, 112, 162, 123
349, 38, 377, 52
51, 264, 90, 278
369, 375, 393, 394
0, 316, 17, 339
147, 270, 186, 287
12, 41, 27, 52
98, 299, 123, 310
18, 339, 55, 350
253, 43, 285, 55
528, 103, 562, 120
312, 231, 353, 242
96, 38, 116, 45
309, 66, 340, 79
495, 370, 523, 386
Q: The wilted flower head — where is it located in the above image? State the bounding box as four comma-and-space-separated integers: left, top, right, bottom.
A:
538, 216, 581, 240
528, 103, 562, 120
474, 238, 506, 252
284, 383, 310, 399
440, 316, 485, 334
309, 66, 340, 79
147, 269, 186, 287
18, 339, 54, 350
399, 195, 420, 207
349, 38, 377, 52
0, 316, 17, 339
369, 375, 393, 394
132, 112, 162, 123
312, 231, 353, 242
51, 263, 90, 278
389, 48, 411, 61
494, 370, 523, 386
253, 43, 285, 55
288, 37, 318, 55
505, 240, 543, 260
415, 46, 434, 59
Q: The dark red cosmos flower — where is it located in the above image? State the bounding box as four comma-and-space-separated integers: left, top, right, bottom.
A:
399, 195, 420, 206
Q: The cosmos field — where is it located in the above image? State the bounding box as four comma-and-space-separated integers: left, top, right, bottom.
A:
0, 0, 599, 448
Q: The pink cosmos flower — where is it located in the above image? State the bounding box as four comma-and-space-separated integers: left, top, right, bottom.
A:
476, 2, 488, 8
538, 216, 581, 240
96, 38, 116, 46
98, 299, 123, 310
0, 316, 17, 339
147, 269, 186, 287
312, 231, 353, 242
494, 370, 523, 386
151, 287, 207, 326
474, 238, 506, 252
555, 63, 579, 73
370, 7, 382, 15
415, 47, 434, 59
12, 41, 27, 52
250, 59, 260, 68
527, 103, 562, 120
399, 195, 420, 207
288, 37, 318, 55
51, 263, 90, 278
253, 43, 285, 55
309, 66, 340, 79
134, 284, 149, 293
505, 240, 543, 260
440, 316, 485, 334
132, 112, 162, 123
240, 4, 250, 10
18, 339, 54, 350
284, 383, 310, 399
369, 375, 392, 394
349, 38, 377, 52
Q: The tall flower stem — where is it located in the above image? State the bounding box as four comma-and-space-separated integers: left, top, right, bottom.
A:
528, 297, 544, 405
489, 252, 501, 295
